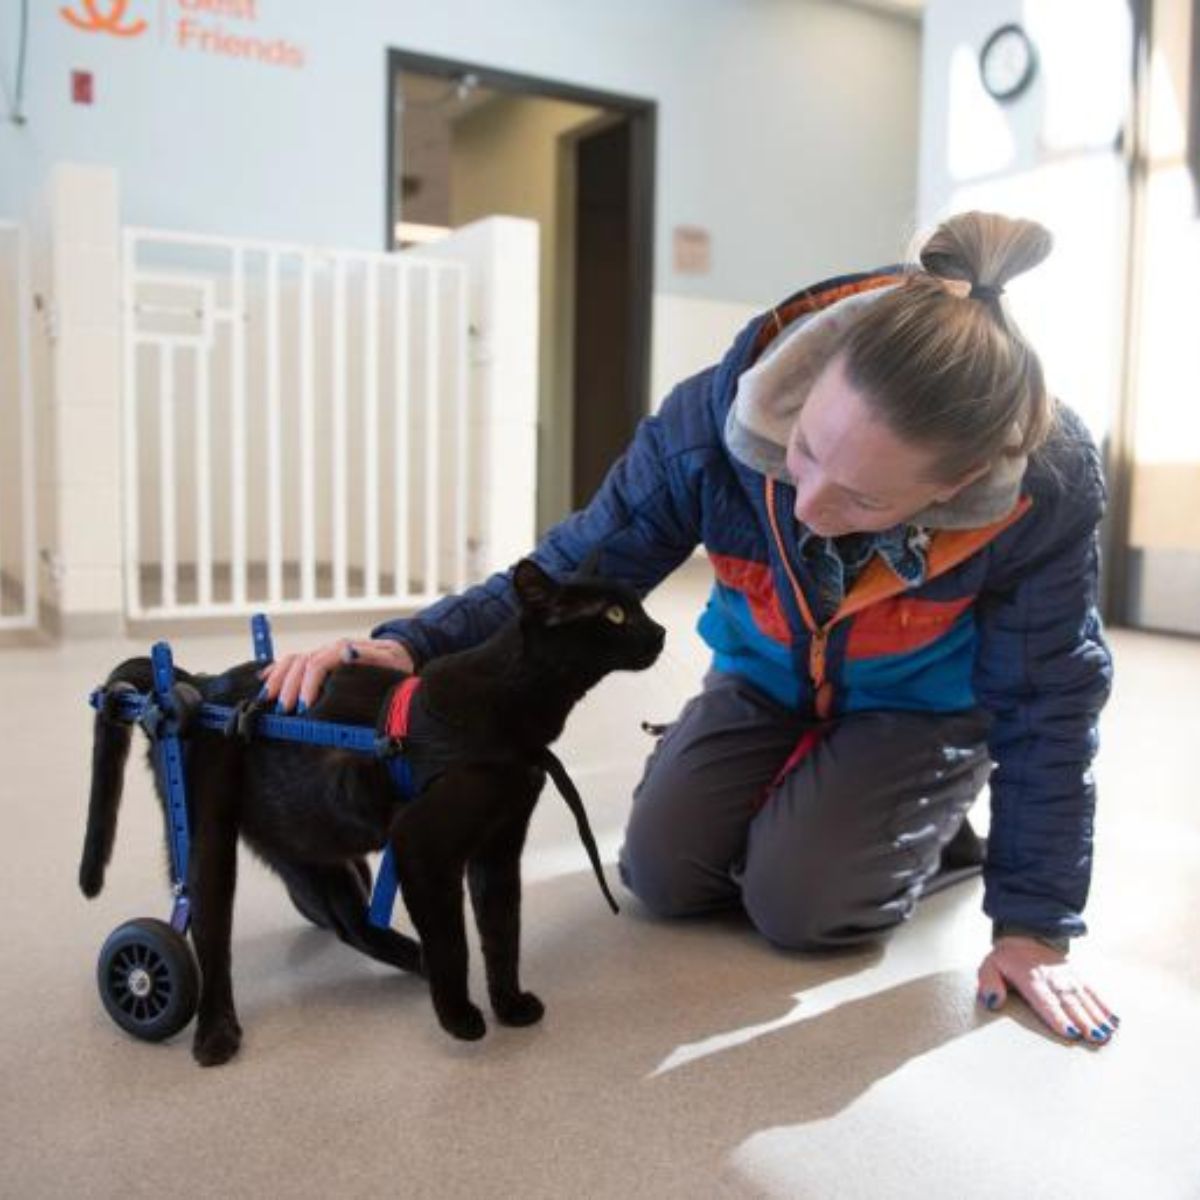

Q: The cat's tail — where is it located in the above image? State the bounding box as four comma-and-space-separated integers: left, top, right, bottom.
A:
79, 657, 158, 898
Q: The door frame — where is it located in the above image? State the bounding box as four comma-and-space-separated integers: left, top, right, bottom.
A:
384, 48, 657, 427
1100, 0, 1155, 627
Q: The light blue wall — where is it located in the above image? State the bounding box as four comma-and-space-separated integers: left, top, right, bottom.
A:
1, 0, 920, 306
918, 0, 1129, 223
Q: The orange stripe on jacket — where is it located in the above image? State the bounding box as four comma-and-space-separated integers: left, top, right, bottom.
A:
845, 595, 976, 660
709, 553, 791, 644
926, 497, 1033, 578
750, 275, 899, 359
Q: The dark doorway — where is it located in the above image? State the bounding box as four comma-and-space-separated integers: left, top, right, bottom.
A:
385, 50, 656, 530
572, 119, 634, 509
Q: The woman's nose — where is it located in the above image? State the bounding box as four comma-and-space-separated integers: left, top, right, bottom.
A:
793, 475, 837, 527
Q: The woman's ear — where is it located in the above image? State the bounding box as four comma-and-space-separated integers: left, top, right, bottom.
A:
512, 559, 559, 611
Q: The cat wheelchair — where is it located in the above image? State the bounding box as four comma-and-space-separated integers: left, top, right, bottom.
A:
86, 615, 405, 1044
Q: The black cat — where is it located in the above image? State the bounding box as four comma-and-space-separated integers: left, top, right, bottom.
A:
79, 559, 665, 1065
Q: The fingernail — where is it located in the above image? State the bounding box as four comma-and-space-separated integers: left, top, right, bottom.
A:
1099, 1022, 1113, 1036
257, 685, 268, 700
1090, 1027, 1108, 1041
1066, 1026, 1082, 1039
343, 645, 359, 661
985, 992, 999, 1010
1109, 1014, 1120, 1027
296, 700, 307, 715
274, 701, 284, 714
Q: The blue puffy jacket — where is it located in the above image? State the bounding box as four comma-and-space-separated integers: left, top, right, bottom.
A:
374, 269, 1113, 942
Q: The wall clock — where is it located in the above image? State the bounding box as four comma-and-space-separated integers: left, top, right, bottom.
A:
979, 23, 1038, 103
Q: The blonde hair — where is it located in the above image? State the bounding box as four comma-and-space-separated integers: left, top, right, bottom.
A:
834, 211, 1055, 482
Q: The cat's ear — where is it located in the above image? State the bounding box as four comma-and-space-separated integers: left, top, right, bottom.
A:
512, 558, 559, 612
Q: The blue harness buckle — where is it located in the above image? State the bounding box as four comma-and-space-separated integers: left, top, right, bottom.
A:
223, 699, 266, 743
374, 734, 404, 759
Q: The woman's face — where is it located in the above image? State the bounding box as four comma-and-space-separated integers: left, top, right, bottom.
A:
784, 354, 979, 538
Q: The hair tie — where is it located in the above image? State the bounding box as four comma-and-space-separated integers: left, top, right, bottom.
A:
969, 282, 1004, 302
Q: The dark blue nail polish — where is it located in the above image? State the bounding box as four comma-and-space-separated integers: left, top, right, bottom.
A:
1099, 1023, 1112, 1036
345, 645, 359, 661
274, 701, 284, 714
985, 992, 999, 1010
1066, 1026, 1082, 1039
1090, 1027, 1107, 1041
1109, 1014, 1120, 1027
296, 700, 307, 715
257, 685, 268, 700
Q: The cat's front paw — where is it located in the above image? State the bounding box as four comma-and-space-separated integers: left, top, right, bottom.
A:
493, 990, 545, 1027
192, 1015, 242, 1067
437, 1001, 486, 1041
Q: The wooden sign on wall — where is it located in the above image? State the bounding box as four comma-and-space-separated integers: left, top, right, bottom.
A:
673, 225, 711, 275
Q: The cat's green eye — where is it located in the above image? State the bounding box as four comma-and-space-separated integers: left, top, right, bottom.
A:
604, 605, 627, 625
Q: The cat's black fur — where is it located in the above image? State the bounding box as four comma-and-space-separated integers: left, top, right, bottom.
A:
79, 559, 665, 1066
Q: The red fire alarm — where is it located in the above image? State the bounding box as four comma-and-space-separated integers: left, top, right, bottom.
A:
71, 71, 94, 105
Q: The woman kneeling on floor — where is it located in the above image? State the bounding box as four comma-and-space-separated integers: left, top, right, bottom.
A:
265, 211, 1119, 1048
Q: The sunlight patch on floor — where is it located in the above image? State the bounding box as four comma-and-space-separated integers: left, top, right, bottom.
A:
725, 962, 1200, 1200
650, 888, 990, 1079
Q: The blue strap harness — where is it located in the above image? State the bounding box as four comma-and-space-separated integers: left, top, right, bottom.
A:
88, 616, 408, 932
89, 615, 619, 939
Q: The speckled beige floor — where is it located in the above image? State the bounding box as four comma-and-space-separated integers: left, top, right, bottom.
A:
2, 556, 1197, 1199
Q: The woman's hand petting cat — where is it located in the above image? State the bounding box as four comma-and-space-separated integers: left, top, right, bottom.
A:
977, 936, 1119, 1047
259, 638, 415, 712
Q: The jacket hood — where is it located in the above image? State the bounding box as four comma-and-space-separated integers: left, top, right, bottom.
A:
723, 282, 1028, 530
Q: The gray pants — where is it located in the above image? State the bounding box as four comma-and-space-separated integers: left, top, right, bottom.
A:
617, 673, 992, 949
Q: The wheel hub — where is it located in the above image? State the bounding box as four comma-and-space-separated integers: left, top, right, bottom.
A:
127, 966, 153, 998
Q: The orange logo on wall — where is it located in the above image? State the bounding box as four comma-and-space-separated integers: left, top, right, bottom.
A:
60, 0, 148, 37
60, 0, 306, 68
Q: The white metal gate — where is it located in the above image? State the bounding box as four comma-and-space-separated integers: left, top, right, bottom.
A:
0, 221, 37, 631
122, 228, 472, 620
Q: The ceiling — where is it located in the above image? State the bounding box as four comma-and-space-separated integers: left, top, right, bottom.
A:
398, 71, 501, 122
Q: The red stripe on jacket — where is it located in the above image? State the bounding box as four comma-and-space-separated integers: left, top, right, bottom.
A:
844, 595, 976, 660
709, 553, 791, 644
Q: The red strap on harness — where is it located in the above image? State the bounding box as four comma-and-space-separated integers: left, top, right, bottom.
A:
379, 673, 620, 914
385, 676, 422, 740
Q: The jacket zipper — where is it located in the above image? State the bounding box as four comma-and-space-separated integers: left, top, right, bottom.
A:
765, 480, 836, 717
808, 628, 833, 719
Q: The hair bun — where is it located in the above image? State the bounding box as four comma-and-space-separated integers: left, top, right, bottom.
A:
919, 211, 1053, 292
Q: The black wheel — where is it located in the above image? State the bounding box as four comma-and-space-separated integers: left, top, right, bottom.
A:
97, 918, 199, 1042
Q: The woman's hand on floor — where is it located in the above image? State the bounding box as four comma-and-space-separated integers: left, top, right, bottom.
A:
977, 937, 1119, 1046
258, 638, 415, 712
